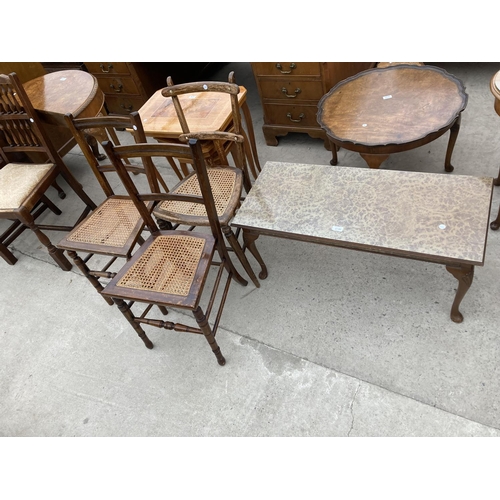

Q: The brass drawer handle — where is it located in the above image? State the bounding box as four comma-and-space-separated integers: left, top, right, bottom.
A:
281, 87, 301, 98
287, 112, 305, 123
110, 83, 123, 93
276, 63, 296, 74
120, 103, 133, 111
100, 63, 113, 73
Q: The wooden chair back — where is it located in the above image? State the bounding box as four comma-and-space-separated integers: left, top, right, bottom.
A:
0, 72, 61, 166
102, 136, 236, 259
64, 111, 166, 197
161, 72, 247, 175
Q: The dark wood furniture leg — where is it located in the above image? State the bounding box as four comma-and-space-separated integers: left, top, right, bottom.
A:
490, 205, 500, 230
67, 250, 115, 305
329, 142, 338, 166
221, 226, 260, 288
55, 159, 97, 211
113, 298, 154, 349
51, 179, 66, 199
193, 306, 226, 366
494, 166, 500, 187
445, 264, 474, 323
444, 115, 461, 172
0, 242, 17, 265
242, 229, 268, 279
85, 133, 107, 161
19, 209, 72, 271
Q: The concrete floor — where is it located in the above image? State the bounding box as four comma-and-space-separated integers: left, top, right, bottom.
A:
1, 62, 500, 437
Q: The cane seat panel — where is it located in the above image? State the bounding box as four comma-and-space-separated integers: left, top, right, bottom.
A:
117, 233, 207, 297
67, 197, 142, 247
154, 167, 239, 224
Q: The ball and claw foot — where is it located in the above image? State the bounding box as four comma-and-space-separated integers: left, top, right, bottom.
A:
490, 220, 499, 231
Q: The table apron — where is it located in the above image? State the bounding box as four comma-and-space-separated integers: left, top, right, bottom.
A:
233, 225, 484, 268
325, 117, 460, 156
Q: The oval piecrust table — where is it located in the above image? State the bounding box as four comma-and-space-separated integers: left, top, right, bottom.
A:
317, 65, 468, 170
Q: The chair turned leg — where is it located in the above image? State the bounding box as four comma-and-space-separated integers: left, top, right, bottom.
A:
66, 250, 114, 305
51, 180, 66, 199
193, 306, 226, 366
222, 225, 259, 288
40, 195, 62, 215
157, 305, 169, 315
0, 242, 17, 265
21, 212, 72, 271
112, 297, 154, 349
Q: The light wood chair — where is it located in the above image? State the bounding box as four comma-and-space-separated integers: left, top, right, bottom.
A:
100, 135, 251, 365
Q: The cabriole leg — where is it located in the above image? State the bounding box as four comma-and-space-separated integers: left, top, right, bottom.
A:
445, 264, 474, 323
242, 230, 268, 279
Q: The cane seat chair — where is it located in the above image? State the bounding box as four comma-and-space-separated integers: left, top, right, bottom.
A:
57, 111, 166, 305
152, 77, 265, 287
150, 129, 262, 287
0, 72, 96, 268
100, 136, 251, 365
161, 72, 260, 192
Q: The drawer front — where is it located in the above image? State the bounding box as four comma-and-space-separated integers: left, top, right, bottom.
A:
85, 62, 130, 75
96, 76, 141, 96
252, 62, 321, 77
258, 79, 324, 101
264, 103, 321, 128
105, 95, 145, 114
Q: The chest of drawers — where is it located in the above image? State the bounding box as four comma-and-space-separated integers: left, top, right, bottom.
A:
84, 62, 213, 115
251, 62, 375, 146
84, 62, 151, 115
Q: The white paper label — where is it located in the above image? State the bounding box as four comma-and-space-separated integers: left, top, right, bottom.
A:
383, 95, 392, 99
331, 226, 344, 232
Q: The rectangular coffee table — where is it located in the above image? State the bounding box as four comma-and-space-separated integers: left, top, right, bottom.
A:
231, 161, 494, 322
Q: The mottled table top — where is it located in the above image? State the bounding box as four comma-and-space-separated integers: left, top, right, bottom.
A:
231, 162, 493, 266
